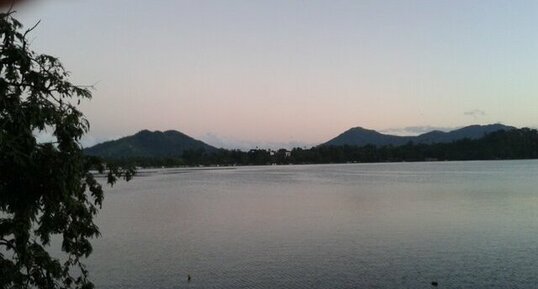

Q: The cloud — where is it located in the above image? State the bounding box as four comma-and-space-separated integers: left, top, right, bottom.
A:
80, 135, 108, 148
199, 132, 312, 151
464, 109, 486, 118
381, 126, 456, 136
33, 128, 108, 148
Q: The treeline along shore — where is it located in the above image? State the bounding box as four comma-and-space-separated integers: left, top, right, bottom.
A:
100, 128, 538, 168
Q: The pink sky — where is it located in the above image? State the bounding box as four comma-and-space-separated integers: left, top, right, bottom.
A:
18, 1, 538, 148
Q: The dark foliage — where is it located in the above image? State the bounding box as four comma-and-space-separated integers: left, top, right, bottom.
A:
0, 12, 134, 289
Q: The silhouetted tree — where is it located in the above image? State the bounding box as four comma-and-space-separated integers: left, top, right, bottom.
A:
0, 12, 133, 289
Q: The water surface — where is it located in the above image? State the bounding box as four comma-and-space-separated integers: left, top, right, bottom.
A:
88, 160, 538, 288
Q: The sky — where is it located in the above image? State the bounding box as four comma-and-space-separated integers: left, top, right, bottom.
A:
17, 0, 538, 149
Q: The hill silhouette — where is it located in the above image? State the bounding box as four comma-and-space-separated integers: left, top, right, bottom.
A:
323, 124, 515, 147
84, 130, 216, 158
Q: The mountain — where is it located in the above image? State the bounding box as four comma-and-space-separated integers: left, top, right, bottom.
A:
322, 124, 516, 147
323, 127, 410, 147
84, 130, 217, 158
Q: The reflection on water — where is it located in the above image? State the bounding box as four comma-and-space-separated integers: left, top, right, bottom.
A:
88, 160, 538, 289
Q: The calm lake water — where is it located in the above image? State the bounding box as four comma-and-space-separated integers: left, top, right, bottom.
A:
88, 160, 538, 289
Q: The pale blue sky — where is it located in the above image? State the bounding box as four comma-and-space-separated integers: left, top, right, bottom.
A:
18, 0, 538, 148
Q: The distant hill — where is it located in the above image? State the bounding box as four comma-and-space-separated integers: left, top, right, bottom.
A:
84, 130, 217, 159
322, 124, 516, 147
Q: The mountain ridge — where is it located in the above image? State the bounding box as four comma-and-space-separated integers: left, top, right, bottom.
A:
85, 124, 518, 159
84, 129, 217, 159
323, 123, 516, 147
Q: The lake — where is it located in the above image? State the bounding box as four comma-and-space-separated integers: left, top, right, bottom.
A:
88, 160, 538, 289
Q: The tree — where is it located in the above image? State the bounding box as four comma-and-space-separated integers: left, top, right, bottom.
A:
0, 11, 134, 289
